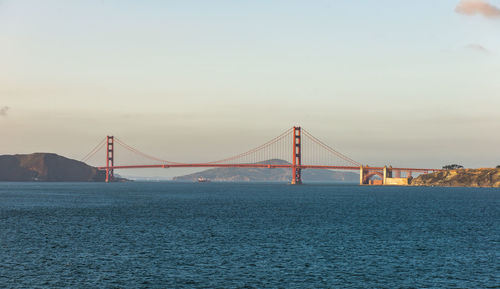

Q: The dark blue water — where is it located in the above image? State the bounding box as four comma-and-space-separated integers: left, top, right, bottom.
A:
0, 182, 499, 288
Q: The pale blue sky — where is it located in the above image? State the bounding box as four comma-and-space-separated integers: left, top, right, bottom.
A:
1, 0, 499, 175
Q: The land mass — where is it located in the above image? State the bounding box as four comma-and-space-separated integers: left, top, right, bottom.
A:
173, 159, 359, 182
411, 168, 500, 188
5, 153, 496, 187
0, 153, 110, 182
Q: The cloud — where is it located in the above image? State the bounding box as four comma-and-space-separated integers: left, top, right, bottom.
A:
0, 106, 9, 116
465, 43, 490, 53
456, 0, 500, 18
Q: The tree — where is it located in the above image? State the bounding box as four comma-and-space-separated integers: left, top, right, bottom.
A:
496, 165, 500, 169
442, 164, 464, 170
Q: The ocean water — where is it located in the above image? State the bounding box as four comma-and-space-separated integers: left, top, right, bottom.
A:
0, 182, 499, 288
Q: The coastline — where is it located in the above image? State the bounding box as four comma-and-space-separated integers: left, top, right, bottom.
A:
410, 168, 500, 188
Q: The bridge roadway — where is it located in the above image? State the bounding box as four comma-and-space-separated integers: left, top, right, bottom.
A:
98, 163, 439, 173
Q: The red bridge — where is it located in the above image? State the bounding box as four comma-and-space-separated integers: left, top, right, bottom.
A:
82, 126, 441, 185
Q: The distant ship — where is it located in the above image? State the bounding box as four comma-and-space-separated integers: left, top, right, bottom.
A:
197, 177, 210, 183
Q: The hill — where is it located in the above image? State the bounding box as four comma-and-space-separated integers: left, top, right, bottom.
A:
173, 159, 358, 183
411, 168, 500, 187
0, 153, 107, 182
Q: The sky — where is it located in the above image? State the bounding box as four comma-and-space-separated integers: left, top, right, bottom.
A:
1, 0, 500, 177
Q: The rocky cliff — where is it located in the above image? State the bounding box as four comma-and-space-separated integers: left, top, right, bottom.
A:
0, 153, 106, 182
411, 168, 500, 188
173, 159, 359, 182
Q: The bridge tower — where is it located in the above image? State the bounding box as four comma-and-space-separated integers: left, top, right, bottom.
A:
105, 136, 114, 183
291, 126, 302, 185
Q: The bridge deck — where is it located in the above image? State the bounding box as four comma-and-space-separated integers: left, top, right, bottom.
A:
97, 164, 440, 172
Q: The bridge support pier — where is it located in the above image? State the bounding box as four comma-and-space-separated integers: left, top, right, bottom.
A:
291, 126, 302, 185
360, 165, 389, 185
105, 136, 114, 183
383, 166, 393, 184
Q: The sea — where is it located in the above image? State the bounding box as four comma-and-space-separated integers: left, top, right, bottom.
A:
0, 182, 498, 288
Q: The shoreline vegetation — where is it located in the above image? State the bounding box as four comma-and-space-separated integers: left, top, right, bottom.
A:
411, 168, 500, 188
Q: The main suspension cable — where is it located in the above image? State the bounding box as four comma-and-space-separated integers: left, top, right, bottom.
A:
81, 137, 106, 163
114, 137, 183, 165
207, 127, 293, 164
302, 129, 361, 166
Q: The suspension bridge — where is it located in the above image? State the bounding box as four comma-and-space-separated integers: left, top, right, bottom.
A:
81, 126, 441, 185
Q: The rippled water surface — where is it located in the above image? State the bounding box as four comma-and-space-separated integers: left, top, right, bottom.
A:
0, 182, 499, 288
